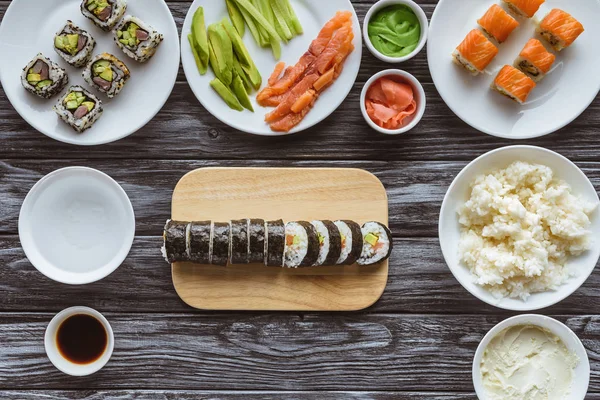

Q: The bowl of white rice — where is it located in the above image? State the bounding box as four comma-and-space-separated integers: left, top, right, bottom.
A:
439, 145, 600, 311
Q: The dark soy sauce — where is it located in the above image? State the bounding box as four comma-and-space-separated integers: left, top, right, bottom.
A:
56, 314, 107, 365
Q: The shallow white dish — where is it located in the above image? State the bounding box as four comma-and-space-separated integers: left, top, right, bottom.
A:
19, 167, 135, 285
428, 0, 600, 139
0, 0, 179, 145
439, 145, 600, 311
181, 0, 362, 136
473, 314, 590, 400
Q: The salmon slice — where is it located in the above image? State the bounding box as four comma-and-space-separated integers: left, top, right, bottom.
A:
291, 89, 317, 113
308, 24, 353, 75
270, 95, 318, 132
259, 93, 286, 107
477, 4, 519, 43
256, 52, 316, 103
539, 9, 584, 50
313, 68, 335, 92
268, 62, 286, 86
518, 38, 555, 74
265, 74, 320, 122
454, 29, 499, 73
502, 0, 545, 18
492, 65, 536, 104
308, 10, 353, 56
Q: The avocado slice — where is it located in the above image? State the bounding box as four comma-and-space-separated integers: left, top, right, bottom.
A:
36, 80, 52, 88
27, 73, 41, 84
221, 18, 252, 68
365, 233, 379, 246
231, 73, 254, 112
242, 62, 262, 91
233, 56, 252, 92
188, 34, 207, 75
191, 7, 209, 70
208, 41, 223, 83
210, 78, 243, 111
99, 68, 113, 82
208, 23, 233, 86
66, 100, 79, 110
82, 101, 95, 111
65, 92, 78, 103
67, 34, 79, 54
93, 60, 110, 74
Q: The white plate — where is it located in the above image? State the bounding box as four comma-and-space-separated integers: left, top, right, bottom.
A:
181, 0, 362, 136
439, 145, 600, 311
428, 0, 600, 139
19, 167, 136, 285
0, 0, 179, 145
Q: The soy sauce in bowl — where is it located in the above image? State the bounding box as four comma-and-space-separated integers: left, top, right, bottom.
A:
56, 314, 107, 364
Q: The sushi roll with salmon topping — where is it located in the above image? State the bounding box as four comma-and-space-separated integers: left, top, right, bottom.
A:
514, 39, 556, 81
334, 220, 363, 266
491, 65, 536, 104
477, 5, 519, 44
21, 54, 69, 99
54, 21, 96, 68
537, 9, 584, 51
311, 220, 342, 267
452, 29, 499, 76
358, 222, 393, 266
83, 53, 130, 98
81, 0, 127, 31
502, 0, 545, 18
54, 86, 103, 132
284, 221, 319, 268
114, 16, 164, 63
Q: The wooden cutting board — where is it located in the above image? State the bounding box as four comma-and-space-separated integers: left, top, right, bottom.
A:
171, 167, 389, 311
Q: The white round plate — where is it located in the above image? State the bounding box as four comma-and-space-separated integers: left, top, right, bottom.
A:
181, 0, 362, 136
0, 0, 179, 145
439, 145, 600, 311
19, 167, 136, 285
428, 0, 600, 139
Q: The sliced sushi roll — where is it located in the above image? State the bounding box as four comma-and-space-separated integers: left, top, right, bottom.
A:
502, 0, 545, 18
161, 220, 189, 263
477, 4, 519, 44
452, 30, 499, 76
211, 222, 230, 266
514, 39, 556, 82
114, 16, 164, 63
54, 21, 96, 68
21, 54, 68, 99
284, 221, 319, 268
334, 220, 363, 266
358, 222, 393, 266
230, 219, 249, 264
537, 9, 584, 52
83, 53, 130, 98
188, 221, 212, 264
54, 86, 103, 133
491, 65, 536, 104
311, 220, 342, 267
81, 0, 127, 31
265, 219, 285, 267
248, 219, 266, 264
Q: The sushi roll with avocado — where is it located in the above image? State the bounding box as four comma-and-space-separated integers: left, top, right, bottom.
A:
54, 21, 96, 68
284, 221, 319, 268
21, 54, 68, 99
230, 219, 249, 264
311, 220, 342, 267
265, 220, 285, 267
357, 222, 393, 266
81, 0, 127, 31
248, 219, 266, 264
161, 220, 189, 263
334, 220, 363, 265
188, 221, 212, 264
54, 86, 103, 133
114, 16, 164, 63
83, 53, 130, 98
211, 222, 230, 266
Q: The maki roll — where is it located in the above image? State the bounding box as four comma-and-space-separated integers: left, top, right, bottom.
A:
21, 54, 68, 99
54, 21, 96, 68
477, 4, 519, 44
265, 219, 285, 267
453, 30, 498, 76
54, 86, 103, 133
357, 222, 393, 266
81, 0, 127, 31
211, 222, 230, 266
491, 65, 536, 104
502, 0, 545, 19
114, 16, 164, 63
230, 219, 249, 264
514, 39, 556, 82
334, 220, 363, 266
188, 221, 212, 264
311, 220, 342, 267
83, 53, 130, 98
161, 220, 189, 263
537, 9, 585, 52
248, 219, 265, 264
284, 221, 319, 268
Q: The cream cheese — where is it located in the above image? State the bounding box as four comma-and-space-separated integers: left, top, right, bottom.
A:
481, 325, 579, 400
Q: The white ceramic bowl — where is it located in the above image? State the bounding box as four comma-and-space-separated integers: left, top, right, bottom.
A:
363, 0, 428, 63
473, 314, 590, 400
439, 145, 600, 311
45, 306, 114, 376
360, 69, 426, 134
19, 167, 135, 285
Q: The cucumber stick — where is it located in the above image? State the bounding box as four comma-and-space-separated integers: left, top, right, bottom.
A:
225, 0, 245, 37
233, 0, 281, 43
238, 4, 264, 46
283, 0, 303, 35
270, 0, 293, 41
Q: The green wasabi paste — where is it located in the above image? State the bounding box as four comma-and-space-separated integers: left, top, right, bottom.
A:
368, 5, 421, 58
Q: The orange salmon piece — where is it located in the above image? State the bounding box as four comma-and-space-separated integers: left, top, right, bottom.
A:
477, 4, 519, 43
291, 89, 317, 113
518, 38, 555, 73
308, 10, 353, 56
455, 29, 499, 73
493, 65, 536, 104
313, 68, 335, 92
309, 24, 353, 75
268, 62, 286, 86
270, 96, 318, 132
265, 74, 320, 123
503, 0, 544, 18
539, 9, 584, 50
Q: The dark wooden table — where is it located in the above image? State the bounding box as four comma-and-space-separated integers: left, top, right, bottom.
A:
1, 1, 599, 399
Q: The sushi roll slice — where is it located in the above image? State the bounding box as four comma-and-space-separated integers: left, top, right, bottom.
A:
211, 222, 230, 266
334, 220, 363, 266
265, 219, 285, 267
248, 219, 266, 264
502, 0, 545, 18
54, 21, 96, 68
230, 219, 249, 264
477, 4, 519, 44
311, 220, 342, 267
161, 220, 189, 263
284, 221, 319, 268
188, 221, 212, 264
357, 222, 393, 266
81, 0, 127, 32
54, 86, 103, 133
114, 16, 164, 63
452, 30, 499, 76
21, 54, 68, 99
83, 53, 130, 98
537, 9, 584, 52
491, 65, 536, 104
514, 39, 556, 82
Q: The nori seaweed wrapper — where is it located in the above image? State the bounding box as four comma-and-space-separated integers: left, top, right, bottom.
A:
297, 221, 319, 267
266, 219, 285, 267
322, 220, 342, 266
230, 219, 249, 264
248, 219, 265, 264
211, 222, 230, 266
163, 220, 188, 263
189, 221, 211, 264
341, 220, 363, 266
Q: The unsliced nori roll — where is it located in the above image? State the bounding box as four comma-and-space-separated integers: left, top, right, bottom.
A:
188, 221, 211, 264
211, 222, 230, 266
265, 219, 285, 267
54, 20, 96, 68
83, 53, 130, 98
311, 220, 342, 266
248, 219, 265, 264
334, 220, 363, 265
161, 220, 189, 263
284, 221, 319, 268
358, 222, 393, 266
114, 15, 164, 63
230, 219, 249, 264
21, 53, 68, 99
81, 0, 127, 32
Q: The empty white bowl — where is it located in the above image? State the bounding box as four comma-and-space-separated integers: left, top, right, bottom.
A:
473, 314, 590, 400
19, 167, 135, 285
363, 0, 429, 63
439, 145, 600, 311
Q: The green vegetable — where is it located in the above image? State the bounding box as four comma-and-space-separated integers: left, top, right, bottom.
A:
210, 78, 243, 111
191, 7, 210, 70
237, 5, 263, 46
270, 0, 293, 41
221, 19, 252, 67
233, 56, 252, 92
251, 0, 270, 46
367, 5, 421, 58
225, 0, 245, 37
36, 80, 52, 88
208, 23, 234, 86
283, 0, 303, 35
365, 233, 379, 246
54, 34, 80, 56
82, 101, 95, 111
233, 0, 281, 43
242, 61, 262, 90
27, 73, 41, 84
188, 34, 207, 75
231, 73, 254, 112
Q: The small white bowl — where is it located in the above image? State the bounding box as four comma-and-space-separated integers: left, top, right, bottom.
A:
473, 314, 590, 400
45, 306, 114, 376
19, 167, 136, 285
439, 146, 600, 311
363, 0, 429, 63
360, 69, 426, 135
